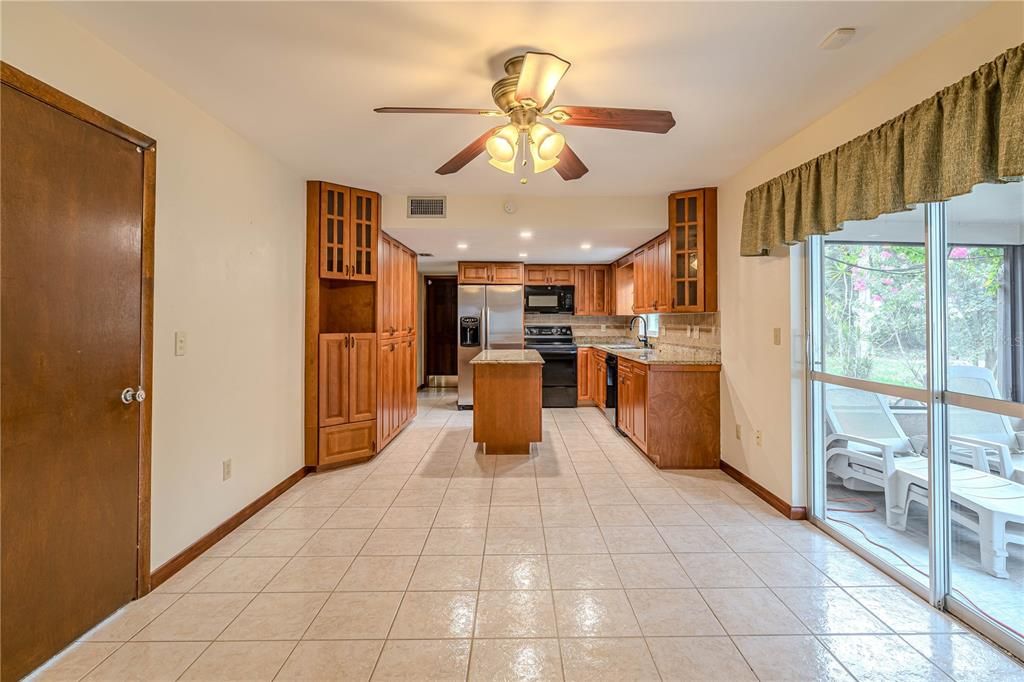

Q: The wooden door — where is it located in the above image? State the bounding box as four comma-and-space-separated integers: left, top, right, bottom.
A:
320, 182, 350, 279
491, 262, 524, 284
425, 276, 458, 376
319, 334, 350, 426
348, 334, 377, 422
525, 265, 548, 284
2, 73, 152, 681
594, 356, 607, 408
396, 337, 409, 426
378, 234, 394, 337
574, 266, 590, 315
549, 265, 574, 285
349, 190, 378, 281
591, 266, 609, 315
644, 243, 661, 311
577, 349, 591, 401
458, 262, 491, 284
379, 340, 397, 441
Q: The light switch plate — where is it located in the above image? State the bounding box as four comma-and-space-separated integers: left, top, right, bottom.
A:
772, 328, 782, 346
755, 430, 764, 447
175, 331, 187, 356
222, 458, 232, 481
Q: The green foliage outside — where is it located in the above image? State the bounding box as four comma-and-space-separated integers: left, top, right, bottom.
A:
824, 242, 1006, 387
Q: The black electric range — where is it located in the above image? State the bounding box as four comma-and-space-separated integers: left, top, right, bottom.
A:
524, 325, 578, 408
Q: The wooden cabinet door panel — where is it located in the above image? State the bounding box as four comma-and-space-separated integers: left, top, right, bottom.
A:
379, 340, 396, 441
405, 337, 417, 423
458, 262, 491, 284
644, 243, 660, 311
319, 183, 350, 279
318, 334, 349, 426
617, 364, 631, 436
591, 266, 609, 315
549, 266, 574, 285
349, 190, 378, 281
404, 248, 418, 335
577, 348, 591, 401
632, 365, 648, 450
348, 334, 377, 422
656, 235, 671, 312
524, 265, 548, 284
492, 262, 524, 284
669, 188, 717, 312
632, 247, 647, 313
574, 266, 589, 315
320, 421, 376, 466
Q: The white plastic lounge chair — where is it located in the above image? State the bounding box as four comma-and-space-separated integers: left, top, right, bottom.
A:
825, 386, 1024, 578
948, 365, 1024, 483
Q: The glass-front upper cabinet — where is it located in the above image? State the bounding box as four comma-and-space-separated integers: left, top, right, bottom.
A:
668, 188, 718, 312
318, 182, 379, 282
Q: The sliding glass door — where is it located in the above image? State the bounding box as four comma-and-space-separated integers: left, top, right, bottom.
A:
807, 182, 1024, 654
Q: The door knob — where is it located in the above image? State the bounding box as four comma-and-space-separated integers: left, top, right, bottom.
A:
121, 386, 146, 404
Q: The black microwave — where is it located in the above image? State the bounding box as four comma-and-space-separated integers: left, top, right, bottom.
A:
524, 285, 575, 314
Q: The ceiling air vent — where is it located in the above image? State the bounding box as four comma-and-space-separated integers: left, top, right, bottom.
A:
418, 253, 435, 258
408, 195, 446, 218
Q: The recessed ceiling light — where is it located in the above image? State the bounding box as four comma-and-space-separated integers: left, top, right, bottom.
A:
580, 242, 592, 250
456, 242, 468, 250
519, 252, 528, 258
519, 230, 533, 239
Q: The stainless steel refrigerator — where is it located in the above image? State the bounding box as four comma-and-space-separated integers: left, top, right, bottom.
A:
457, 284, 524, 408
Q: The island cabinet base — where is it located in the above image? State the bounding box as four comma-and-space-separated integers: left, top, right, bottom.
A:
618, 360, 721, 469
473, 363, 543, 454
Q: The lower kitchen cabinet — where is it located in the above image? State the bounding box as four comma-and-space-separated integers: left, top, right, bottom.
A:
592, 350, 607, 409
616, 358, 720, 469
319, 421, 376, 467
379, 336, 417, 449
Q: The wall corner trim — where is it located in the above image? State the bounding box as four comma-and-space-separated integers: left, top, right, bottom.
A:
150, 466, 312, 589
720, 460, 807, 520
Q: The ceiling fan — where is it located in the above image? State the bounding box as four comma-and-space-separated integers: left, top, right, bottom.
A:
374, 52, 675, 182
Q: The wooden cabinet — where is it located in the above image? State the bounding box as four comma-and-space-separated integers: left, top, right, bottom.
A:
614, 359, 721, 469
631, 233, 671, 313
379, 235, 418, 338
525, 264, 573, 285
617, 360, 648, 451
317, 182, 378, 282
577, 348, 592, 403
459, 262, 524, 284
378, 336, 417, 448
574, 265, 611, 316
317, 333, 377, 466
669, 188, 718, 312
319, 333, 376, 427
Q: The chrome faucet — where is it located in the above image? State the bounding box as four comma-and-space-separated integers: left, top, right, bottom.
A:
629, 316, 651, 349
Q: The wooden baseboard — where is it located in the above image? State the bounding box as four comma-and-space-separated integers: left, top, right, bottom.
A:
150, 466, 310, 589
719, 460, 807, 520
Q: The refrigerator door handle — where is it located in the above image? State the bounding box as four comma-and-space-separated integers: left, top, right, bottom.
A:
482, 301, 489, 350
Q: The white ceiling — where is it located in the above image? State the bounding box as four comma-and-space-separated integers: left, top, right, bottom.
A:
58, 1, 984, 198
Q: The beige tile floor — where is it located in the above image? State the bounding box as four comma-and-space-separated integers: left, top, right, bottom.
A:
29, 389, 1024, 681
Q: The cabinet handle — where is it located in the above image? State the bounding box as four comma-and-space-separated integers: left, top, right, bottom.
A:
344, 336, 349, 348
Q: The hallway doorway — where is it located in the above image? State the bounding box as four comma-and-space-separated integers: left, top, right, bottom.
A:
424, 275, 458, 386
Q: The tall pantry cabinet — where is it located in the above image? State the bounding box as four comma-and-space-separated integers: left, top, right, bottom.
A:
305, 181, 418, 470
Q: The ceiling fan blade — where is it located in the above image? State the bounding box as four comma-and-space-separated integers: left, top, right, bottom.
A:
515, 52, 571, 109
555, 143, 588, 181
546, 106, 676, 134
435, 127, 502, 175
375, 107, 503, 116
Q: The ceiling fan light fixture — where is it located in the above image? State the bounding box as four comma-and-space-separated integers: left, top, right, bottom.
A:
530, 123, 565, 161
485, 124, 519, 163
488, 157, 515, 174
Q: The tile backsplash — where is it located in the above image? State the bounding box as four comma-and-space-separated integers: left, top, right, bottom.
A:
525, 312, 721, 355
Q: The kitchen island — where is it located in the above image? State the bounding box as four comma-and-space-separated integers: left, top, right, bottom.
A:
470, 349, 544, 454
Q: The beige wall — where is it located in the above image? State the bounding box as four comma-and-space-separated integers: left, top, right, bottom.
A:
717, 2, 1024, 506
2, 4, 306, 567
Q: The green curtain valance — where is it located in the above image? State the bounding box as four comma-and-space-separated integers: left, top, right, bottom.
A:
741, 42, 1024, 257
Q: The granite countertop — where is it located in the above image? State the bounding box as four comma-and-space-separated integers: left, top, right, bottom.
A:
470, 349, 545, 365
576, 341, 721, 366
